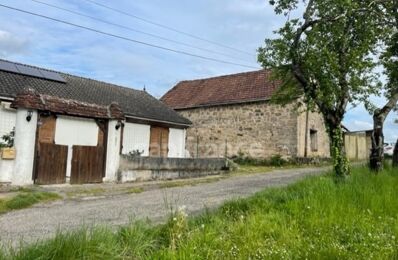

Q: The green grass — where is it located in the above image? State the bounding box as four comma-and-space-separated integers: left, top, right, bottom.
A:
0, 191, 61, 214
3, 166, 398, 259
125, 187, 144, 194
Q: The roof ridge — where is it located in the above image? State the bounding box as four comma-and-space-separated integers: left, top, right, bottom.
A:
177, 69, 267, 84
0, 58, 145, 94
161, 68, 278, 110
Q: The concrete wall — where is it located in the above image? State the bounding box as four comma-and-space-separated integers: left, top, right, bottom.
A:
119, 156, 228, 182
178, 101, 300, 158
344, 132, 371, 160
296, 109, 330, 158
168, 128, 186, 158
122, 122, 151, 156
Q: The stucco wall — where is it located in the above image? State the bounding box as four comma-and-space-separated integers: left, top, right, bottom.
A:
178, 101, 300, 158
122, 122, 150, 156
104, 120, 122, 182
296, 109, 330, 158
13, 109, 38, 185
0, 101, 16, 138
0, 157, 13, 183
0, 102, 16, 183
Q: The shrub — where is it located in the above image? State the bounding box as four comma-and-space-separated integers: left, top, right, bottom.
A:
269, 154, 287, 167
231, 152, 288, 167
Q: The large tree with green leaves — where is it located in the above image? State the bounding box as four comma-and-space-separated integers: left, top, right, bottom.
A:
369, 0, 398, 171
258, 0, 381, 177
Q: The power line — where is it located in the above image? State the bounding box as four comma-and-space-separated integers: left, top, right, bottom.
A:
0, 4, 260, 69
31, 0, 252, 63
82, 0, 254, 57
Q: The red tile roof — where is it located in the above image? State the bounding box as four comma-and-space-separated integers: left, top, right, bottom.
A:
161, 70, 279, 109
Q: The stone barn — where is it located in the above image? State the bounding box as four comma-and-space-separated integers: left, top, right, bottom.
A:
161, 70, 330, 159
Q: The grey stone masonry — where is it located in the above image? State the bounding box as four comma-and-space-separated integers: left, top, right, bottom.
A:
177, 101, 330, 159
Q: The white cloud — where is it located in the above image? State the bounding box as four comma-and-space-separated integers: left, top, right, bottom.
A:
0, 30, 29, 57
347, 120, 373, 131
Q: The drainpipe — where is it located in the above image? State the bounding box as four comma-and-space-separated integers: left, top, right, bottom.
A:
304, 108, 309, 158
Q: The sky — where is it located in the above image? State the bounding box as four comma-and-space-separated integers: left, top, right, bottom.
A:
0, 0, 396, 142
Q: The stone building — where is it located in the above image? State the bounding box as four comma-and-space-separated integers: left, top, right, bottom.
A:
161, 70, 330, 159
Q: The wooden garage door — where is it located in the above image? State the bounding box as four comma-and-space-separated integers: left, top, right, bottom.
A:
35, 143, 68, 184
149, 126, 169, 157
70, 146, 105, 184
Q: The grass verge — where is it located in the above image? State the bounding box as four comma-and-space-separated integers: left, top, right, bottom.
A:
3, 166, 397, 259
0, 191, 61, 214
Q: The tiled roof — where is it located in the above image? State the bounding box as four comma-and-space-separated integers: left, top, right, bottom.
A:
161, 70, 279, 109
0, 59, 191, 125
12, 88, 125, 120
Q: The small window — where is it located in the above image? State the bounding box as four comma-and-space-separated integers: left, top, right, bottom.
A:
310, 129, 318, 152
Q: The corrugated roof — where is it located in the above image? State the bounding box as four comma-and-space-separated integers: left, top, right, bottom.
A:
0, 59, 191, 125
161, 70, 279, 109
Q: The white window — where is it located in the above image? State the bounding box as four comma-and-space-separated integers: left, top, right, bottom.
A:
54, 116, 98, 146
122, 123, 150, 156
168, 128, 186, 158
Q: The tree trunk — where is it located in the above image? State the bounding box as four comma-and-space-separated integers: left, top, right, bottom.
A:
327, 124, 350, 177
370, 112, 384, 172
393, 139, 398, 168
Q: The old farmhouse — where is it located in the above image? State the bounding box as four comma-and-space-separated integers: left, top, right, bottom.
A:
0, 59, 191, 185
161, 70, 330, 159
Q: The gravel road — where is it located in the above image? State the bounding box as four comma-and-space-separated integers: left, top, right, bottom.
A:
0, 167, 329, 248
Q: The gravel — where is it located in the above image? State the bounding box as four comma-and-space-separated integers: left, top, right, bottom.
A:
0, 167, 329, 248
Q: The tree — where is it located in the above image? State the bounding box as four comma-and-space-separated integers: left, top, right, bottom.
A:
369, 0, 398, 171
258, 0, 381, 177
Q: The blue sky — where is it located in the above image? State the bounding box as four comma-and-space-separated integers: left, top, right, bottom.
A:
0, 0, 396, 142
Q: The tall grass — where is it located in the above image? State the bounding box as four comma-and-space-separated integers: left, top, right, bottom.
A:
3, 166, 397, 259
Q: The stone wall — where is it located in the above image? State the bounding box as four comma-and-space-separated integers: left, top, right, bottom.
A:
296, 108, 330, 158
178, 101, 330, 159
178, 101, 300, 158
118, 156, 228, 182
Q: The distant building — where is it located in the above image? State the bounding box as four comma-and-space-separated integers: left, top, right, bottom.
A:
162, 70, 330, 159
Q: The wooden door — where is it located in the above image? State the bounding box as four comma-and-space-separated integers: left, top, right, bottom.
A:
34, 114, 68, 185
70, 146, 105, 184
149, 126, 169, 157
35, 143, 68, 184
